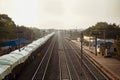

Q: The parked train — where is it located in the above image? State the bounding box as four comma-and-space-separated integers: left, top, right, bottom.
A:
0, 32, 55, 80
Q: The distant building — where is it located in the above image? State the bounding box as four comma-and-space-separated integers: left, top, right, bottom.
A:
83, 35, 114, 56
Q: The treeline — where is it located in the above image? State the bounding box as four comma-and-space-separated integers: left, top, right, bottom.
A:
0, 14, 51, 43
83, 22, 120, 39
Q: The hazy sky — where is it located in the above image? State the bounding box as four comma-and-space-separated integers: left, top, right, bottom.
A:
0, 0, 120, 29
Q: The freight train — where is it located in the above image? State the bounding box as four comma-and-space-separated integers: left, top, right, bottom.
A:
0, 32, 54, 80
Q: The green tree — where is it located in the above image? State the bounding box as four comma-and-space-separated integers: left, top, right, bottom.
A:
0, 14, 16, 41
83, 22, 120, 39
16, 26, 35, 41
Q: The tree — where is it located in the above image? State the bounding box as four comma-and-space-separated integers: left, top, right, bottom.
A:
83, 22, 120, 39
0, 14, 51, 44
0, 14, 16, 41
16, 26, 35, 40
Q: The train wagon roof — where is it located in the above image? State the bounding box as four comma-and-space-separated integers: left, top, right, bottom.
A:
0, 65, 11, 80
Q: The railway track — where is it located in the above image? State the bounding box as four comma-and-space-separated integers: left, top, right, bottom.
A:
58, 35, 72, 80
64, 40, 90, 80
17, 37, 54, 80
43, 35, 59, 80
58, 35, 82, 80
59, 49, 72, 80
31, 36, 56, 80
58, 32, 108, 80
17, 31, 110, 80
63, 44, 82, 80
66, 39, 109, 80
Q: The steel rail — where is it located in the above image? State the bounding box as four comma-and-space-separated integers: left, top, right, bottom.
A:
63, 41, 83, 80
67, 40, 109, 80
65, 40, 93, 80
70, 44, 98, 80
60, 39, 72, 80
59, 52, 72, 80
58, 35, 72, 80
58, 52, 62, 80
64, 40, 88, 80
41, 39, 56, 80
63, 47, 72, 80
79, 46, 109, 79
83, 48, 110, 80
83, 54, 109, 80
31, 38, 55, 80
